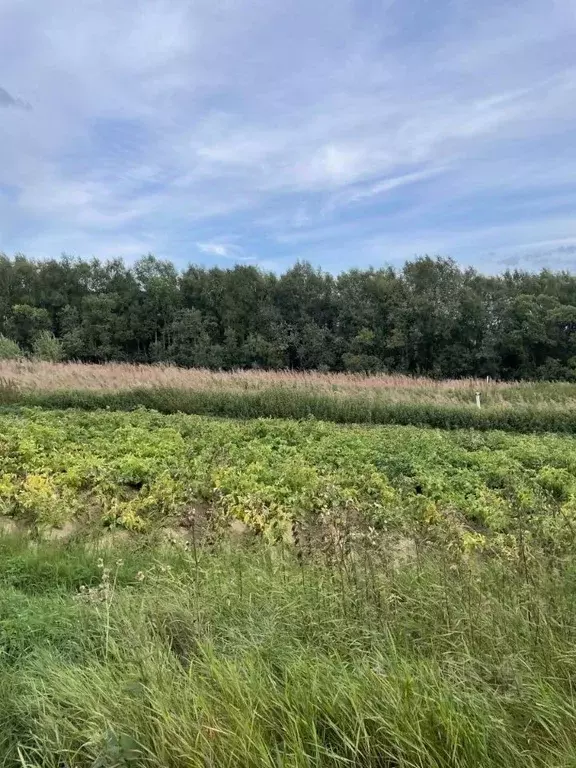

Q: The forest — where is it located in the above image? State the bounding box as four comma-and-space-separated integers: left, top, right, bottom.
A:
2, 252, 576, 380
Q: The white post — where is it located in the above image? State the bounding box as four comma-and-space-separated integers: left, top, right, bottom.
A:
475, 391, 481, 409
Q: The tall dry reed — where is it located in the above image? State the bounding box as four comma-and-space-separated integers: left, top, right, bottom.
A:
0, 359, 512, 398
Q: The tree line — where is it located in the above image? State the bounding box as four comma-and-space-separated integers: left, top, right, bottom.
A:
2, 252, 576, 380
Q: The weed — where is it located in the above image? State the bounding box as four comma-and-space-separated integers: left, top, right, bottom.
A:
2, 535, 576, 766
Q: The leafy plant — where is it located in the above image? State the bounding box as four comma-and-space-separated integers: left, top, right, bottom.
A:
2, 407, 576, 554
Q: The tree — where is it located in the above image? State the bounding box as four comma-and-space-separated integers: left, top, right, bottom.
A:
133, 255, 180, 359
6, 304, 51, 350
167, 309, 223, 368
1, 251, 576, 379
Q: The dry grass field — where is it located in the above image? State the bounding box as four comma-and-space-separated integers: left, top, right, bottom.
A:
0, 358, 529, 403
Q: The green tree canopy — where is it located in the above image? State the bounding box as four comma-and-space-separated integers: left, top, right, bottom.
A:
1, 252, 576, 379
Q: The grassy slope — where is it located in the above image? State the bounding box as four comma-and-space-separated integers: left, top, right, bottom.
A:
2, 402, 576, 764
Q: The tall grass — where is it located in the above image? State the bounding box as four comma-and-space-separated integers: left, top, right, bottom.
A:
0, 360, 501, 397
3, 360, 576, 433
6, 359, 576, 405
5, 384, 576, 433
2, 533, 576, 766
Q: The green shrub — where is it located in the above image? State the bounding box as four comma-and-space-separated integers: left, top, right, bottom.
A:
32, 330, 64, 362
0, 334, 22, 360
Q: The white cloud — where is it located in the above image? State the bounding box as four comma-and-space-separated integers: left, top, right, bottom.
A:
197, 242, 229, 258
0, 0, 575, 270
197, 241, 236, 258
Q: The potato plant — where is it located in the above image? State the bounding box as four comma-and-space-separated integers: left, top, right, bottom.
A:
1, 407, 576, 554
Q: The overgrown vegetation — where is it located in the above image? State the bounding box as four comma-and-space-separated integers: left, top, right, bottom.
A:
1, 532, 576, 767
0, 359, 515, 398
4, 407, 576, 553
3, 275, 576, 764
8, 360, 576, 405
4, 402, 576, 764
30, 330, 63, 362
4, 381, 576, 433
3, 252, 576, 379
0, 336, 22, 361
6, 359, 576, 433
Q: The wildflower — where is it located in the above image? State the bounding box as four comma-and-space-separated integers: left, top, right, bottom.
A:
135, 571, 145, 582
96, 557, 104, 569
116, 558, 124, 568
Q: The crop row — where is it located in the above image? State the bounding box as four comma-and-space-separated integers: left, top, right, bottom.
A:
1, 408, 576, 552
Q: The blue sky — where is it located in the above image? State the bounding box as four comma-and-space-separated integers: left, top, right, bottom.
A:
1, 0, 575, 274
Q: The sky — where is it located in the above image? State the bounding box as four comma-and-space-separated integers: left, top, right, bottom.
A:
1, 0, 576, 275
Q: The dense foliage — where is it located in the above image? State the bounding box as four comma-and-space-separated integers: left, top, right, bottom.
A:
4, 407, 576, 765
2, 407, 576, 556
3, 253, 576, 379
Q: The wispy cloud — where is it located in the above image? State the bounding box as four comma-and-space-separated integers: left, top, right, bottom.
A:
196, 241, 248, 260
0, 0, 575, 271
322, 168, 449, 214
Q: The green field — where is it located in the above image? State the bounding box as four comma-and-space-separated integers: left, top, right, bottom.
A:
2, 407, 576, 551
3, 407, 576, 765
